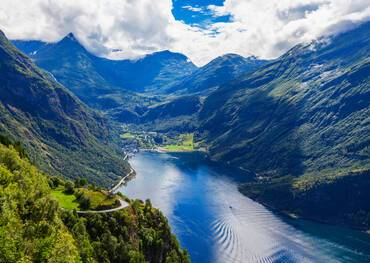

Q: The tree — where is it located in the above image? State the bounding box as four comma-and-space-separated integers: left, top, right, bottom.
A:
75, 178, 88, 188
79, 196, 91, 210
64, 181, 75, 194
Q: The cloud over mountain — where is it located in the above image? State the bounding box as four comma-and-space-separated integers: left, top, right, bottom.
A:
0, 0, 369, 66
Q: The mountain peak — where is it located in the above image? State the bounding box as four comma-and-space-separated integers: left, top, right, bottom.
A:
59, 32, 82, 46
221, 53, 245, 59
205, 53, 246, 67
57, 32, 87, 52
147, 50, 190, 61
65, 32, 77, 41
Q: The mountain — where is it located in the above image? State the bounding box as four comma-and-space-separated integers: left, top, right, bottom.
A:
11, 39, 47, 55
197, 22, 370, 228
12, 35, 268, 130
13, 33, 124, 109
0, 30, 129, 186
13, 34, 197, 107
168, 54, 268, 94
108, 54, 267, 128
96, 50, 197, 93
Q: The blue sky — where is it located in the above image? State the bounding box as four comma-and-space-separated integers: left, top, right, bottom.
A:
172, 0, 231, 29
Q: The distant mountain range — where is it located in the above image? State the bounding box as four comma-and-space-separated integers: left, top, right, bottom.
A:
0, 30, 129, 186
13, 33, 267, 93
168, 54, 268, 94
13, 34, 267, 109
13, 34, 196, 103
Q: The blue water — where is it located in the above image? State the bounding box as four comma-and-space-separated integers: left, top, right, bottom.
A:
119, 152, 370, 263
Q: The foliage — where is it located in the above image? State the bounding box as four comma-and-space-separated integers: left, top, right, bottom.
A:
75, 178, 88, 188
0, 141, 190, 262
0, 143, 81, 262
61, 199, 190, 263
0, 134, 28, 159
65, 181, 75, 194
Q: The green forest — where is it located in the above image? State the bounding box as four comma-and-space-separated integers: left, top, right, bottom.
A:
0, 139, 189, 263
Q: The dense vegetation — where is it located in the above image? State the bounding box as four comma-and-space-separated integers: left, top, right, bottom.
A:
198, 22, 370, 228
0, 142, 81, 262
0, 30, 129, 186
0, 141, 189, 262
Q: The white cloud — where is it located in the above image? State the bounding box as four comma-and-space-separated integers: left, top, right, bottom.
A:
201, 0, 370, 63
0, 0, 369, 66
0, 0, 175, 59
182, 5, 204, 13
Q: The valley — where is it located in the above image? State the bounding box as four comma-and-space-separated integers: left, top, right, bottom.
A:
10, 22, 370, 230
0, 14, 369, 263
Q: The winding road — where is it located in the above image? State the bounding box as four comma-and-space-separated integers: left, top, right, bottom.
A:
109, 166, 134, 194
76, 199, 128, 214
76, 154, 134, 214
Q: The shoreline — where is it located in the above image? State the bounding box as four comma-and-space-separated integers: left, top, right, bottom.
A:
141, 146, 206, 153
109, 166, 135, 194
109, 153, 136, 194
141, 147, 193, 153
126, 149, 369, 234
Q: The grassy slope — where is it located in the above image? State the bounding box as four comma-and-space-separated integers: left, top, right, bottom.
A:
51, 187, 121, 211
77, 188, 120, 210
51, 189, 80, 210
162, 133, 194, 152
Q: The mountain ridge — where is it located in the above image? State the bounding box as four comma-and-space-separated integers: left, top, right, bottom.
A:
13, 33, 197, 92
197, 22, 370, 228
0, 29, 129, 186
166, 53, 268, 94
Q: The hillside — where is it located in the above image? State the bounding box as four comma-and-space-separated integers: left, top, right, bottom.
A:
13, 34, 134, 110
0, 30, 128, 186
198, 22, 370, 227
107, 54, 268, 130
13, 34, 197, 108
168, 54, 268, 94
0, 141, 189, 263
13, 35, 269, 130
96, 50, 197, 93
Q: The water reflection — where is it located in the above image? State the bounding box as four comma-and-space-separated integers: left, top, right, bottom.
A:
119, 152, 370, 263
